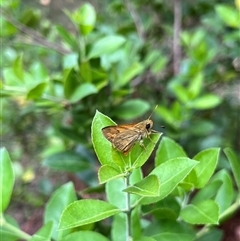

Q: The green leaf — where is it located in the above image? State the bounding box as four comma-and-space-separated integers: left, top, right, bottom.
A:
188, 72, 203, 99
61, 231, 110, 241
63, 68, 79, 98
118, 62, 144, 87
191, 148, 220, 188
187, 120, 215, 136
88, 35, 126, 59
149, 208, 179, 222
156, 106, 176, 127
130, 133, 161, 168
146, 219, 195, 241
195, 228, 223, 241
0, 17, 17, 36
79, 61, 92, 82
106, 178, 127, 210
187, 94, 222, 110
171, 85, 190, 103
0, 148, 15, 213
151, 158, 197, 199
59, 200, 120, 230
155, 137, 187, 166
91, 68, 108, 88
111, 213, 127, 241
211, 170, 234, 214
113, 99, 150, 120
20, 8, 40, 27
63, 54, 78, 69
69, 3, 96, 35
91, 110, 117, 165
30, 221, 53, 241
58, 127, 83, 142
144, 50, 160, 68
191, 180, 222, 204
150, 56, 168, 74
70, 83, 97, 103
181, 31, 192, 46
153, 233, 194, 241
42, 151, 91, 172
190, 41, 208, 63
215, 5, 239, 28
13, 54, 24, 81
142, 196, 180, 220
55, 25, 78, 50
180, 200, 219, 225
98, 165, 125, 184
224, 147, 240, 190
111, 146, 129, 167
29, 62, 48, 82
131, 207, 142, 238
123, 175, 160, 197
44, 182, 77, 240
141, 158, 198, 204
190, 28, 206, 47
135, 237, 156, 241
27, 82, 46, 100
79, 4, 96, 35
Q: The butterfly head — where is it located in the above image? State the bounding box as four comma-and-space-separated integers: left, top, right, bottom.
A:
145, 119, 153, 133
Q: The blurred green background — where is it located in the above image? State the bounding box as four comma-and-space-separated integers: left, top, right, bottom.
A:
1, 0, 239, 238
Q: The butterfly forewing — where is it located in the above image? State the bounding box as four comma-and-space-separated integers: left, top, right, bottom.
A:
102, 124, 135, 142
112, 129, 142, 155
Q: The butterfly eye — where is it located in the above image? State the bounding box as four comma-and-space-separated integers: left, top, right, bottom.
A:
146, 123, 151, 130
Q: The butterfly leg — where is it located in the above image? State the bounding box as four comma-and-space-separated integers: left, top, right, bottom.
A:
148, 136, 154, 143
148, 131, 158, 144
139, 139, 146, 151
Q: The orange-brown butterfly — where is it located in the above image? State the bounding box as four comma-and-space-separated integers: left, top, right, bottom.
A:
102, 106, 160, 155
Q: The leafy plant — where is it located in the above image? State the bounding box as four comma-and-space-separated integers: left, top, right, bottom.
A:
1, 112, 239, 240
2, 0, 239, 159
1, 1, 239, 240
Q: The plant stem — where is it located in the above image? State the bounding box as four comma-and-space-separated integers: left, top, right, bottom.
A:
219, 198, 240, 222
0, 215, 32, 240
124, 1, 145, 41
125, 173, 132, 241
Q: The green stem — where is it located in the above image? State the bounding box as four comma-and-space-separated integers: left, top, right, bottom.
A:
79, 36, 86, 60
0, 215, 32, 240
125, 173, 132, 241
219, 198, 240, 222
196, 225, 210, 238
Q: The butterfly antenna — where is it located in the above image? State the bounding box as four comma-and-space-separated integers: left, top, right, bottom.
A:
148, 105, 158, 119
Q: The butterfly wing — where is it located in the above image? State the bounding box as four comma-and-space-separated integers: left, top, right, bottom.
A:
112, 129, 141, 155
102, 125, 134, 142
102, 124, 141, 155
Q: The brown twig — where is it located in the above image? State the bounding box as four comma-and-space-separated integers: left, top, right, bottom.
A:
2, 10, 71, 55
173, 0, 182, 75
124, 1, 145, 41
